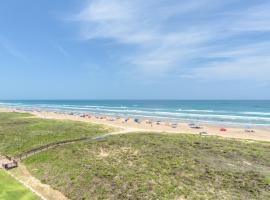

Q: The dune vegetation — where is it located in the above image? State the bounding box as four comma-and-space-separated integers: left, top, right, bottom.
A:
0, 112, 269, 199
0, 112, 110, 156
24, 133, 270, 200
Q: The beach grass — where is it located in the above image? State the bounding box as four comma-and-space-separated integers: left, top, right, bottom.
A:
23, 133, 270, 200
0, 112, 111, 156
0, 170, 40, 200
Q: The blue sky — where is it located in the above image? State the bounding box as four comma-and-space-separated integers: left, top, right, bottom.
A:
0, 0, 269, 99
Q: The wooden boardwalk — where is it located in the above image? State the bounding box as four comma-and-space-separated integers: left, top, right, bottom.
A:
13, 133, 112, 161
4, 129, 132, 166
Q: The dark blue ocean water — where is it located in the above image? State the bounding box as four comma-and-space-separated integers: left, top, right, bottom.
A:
0, 100, 270, 127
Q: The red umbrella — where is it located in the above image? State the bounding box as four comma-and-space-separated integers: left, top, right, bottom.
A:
220, 127, 227, 131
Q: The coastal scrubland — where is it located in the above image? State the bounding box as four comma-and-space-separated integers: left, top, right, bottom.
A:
24, 133, 270, 200
0, 112, 109, 156
0, 170, 40, 200
0, 112, 269, 199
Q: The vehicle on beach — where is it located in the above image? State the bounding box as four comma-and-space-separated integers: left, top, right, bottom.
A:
171, 123, 178, 128
190, 125, 202, 129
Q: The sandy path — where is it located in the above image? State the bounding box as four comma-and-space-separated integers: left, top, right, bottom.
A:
9, 165, 68, 200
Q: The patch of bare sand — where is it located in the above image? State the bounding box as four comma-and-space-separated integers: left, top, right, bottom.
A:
98, 148, 110, 157
97, 146, 139, 158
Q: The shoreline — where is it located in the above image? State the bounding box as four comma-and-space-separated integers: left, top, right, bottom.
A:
0, 106, 270, 142
1, 102, 270, 129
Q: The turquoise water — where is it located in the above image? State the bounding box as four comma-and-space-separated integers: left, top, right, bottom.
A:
0, 100, 270, 127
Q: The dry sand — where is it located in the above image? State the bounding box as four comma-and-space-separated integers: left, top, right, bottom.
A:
1, 107, 269, 142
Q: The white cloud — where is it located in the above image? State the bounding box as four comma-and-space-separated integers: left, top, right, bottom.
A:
186, 42, 270, 81
71, 0, 270, 80
72, 0, 216, 73
78, 0, 134, 22
231, 2, 270, 32
189, 57, 270, 82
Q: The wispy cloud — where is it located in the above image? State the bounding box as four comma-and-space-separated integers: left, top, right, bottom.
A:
231, 2, 270, 32
71, 0, 270, 80
54, 44, 69, 57
0, 36, 28, 62
186, 42, 270, 81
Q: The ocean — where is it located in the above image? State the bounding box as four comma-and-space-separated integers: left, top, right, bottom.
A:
0, 100, 270, 127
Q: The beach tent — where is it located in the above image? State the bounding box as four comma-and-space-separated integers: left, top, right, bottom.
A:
134, 119, 140, 123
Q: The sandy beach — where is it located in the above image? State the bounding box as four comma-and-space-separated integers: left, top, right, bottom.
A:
0, 106, 269, 142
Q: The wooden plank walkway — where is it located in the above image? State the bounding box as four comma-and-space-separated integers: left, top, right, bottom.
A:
13, 133, 112, 161
5, 128, 134, 165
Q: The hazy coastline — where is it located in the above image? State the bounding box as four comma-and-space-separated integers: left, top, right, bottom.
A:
1, 105, 269, 142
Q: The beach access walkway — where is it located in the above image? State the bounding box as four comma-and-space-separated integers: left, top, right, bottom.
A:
1, 128, 137, 200
13, 128, 136, 161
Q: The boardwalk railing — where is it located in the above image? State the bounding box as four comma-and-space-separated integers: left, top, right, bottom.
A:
13, 133, 112, 161
13, 137, 89, 161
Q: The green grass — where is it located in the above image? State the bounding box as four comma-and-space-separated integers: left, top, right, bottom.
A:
0, 170, 40, 200
24, 133, 270, 200
0, 112, 111, 156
